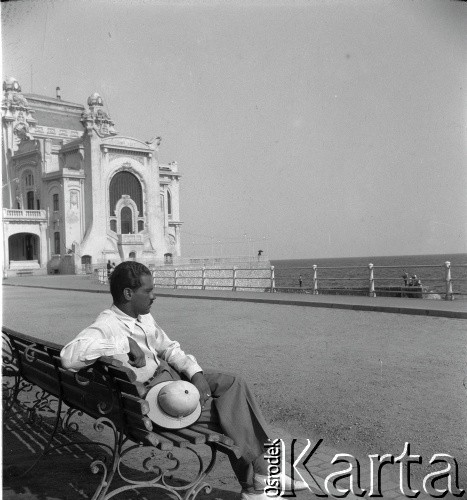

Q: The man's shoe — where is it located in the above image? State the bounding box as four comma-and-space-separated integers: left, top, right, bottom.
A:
253, 473, 308, 492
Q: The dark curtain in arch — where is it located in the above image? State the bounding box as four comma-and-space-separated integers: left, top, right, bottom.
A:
27, 191, 34, 210
109, 171, 143, 215
121, 206, 133, 234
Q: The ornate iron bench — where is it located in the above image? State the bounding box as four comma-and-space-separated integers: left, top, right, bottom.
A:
2, 327, 241, 500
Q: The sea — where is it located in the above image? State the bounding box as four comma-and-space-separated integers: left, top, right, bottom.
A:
271, 253, 467, 298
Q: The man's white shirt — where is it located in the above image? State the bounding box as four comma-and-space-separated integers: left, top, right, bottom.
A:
60, 304, 202, 383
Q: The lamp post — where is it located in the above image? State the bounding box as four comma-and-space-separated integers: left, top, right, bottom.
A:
3, 178, 19, 209
2, 177, 19, 189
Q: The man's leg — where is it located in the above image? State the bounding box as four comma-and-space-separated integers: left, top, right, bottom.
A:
198, 371, 270, 489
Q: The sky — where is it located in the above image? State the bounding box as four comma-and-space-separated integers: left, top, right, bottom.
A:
2, 0, 466, 260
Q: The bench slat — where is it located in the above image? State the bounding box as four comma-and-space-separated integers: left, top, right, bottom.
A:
173, 428, 206, 445
153, 429, 189, 448
212, 441, 242, 459
60, 381, 123, 426
188, 424, 222, 442
12, 341, 53, 366
128, 427, 162, 448
58, 366, 113, 393
119, 393, 150, 416
109, 377, 146, 398
127, 428, 174, 451
20, 364, 61, 397
124, 410, 153, 431
190, 426, 234, 446
105, 364, 137, 384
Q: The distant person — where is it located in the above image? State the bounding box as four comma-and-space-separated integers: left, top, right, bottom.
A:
412, 275, 421, 287
402, 272, 409, 286
257, 250, 263, 260
106, 260, 112, 278
299, 275, 303, 288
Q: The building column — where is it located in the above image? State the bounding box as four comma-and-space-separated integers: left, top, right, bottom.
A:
174, 225, 181, 256
39, 222, 48, 269
3, 222, 10, 275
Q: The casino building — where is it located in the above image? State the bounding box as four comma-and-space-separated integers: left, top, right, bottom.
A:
2, 77, 182, 276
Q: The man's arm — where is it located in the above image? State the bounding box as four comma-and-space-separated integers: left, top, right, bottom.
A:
60, 326, 130, 371
147, 318, 203, 379
191, 372, 212, 407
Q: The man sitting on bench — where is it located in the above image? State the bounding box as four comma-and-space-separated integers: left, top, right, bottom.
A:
60, 261, 307, 500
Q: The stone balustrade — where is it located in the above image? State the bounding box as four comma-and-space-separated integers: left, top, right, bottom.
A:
117, 234, 144, 244
3, 209, 47, 220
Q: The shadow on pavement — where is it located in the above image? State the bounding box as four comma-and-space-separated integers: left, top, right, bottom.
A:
3, 406, 239, 500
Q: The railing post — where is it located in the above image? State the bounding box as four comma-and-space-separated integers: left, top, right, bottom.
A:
201, 267, 206, 290
270, 266, 275, 293
313, 265, 319, 295
444, 261, 453, 300
368, 263, 376, 297
174, 268, 178, 289
232, 266, 237, 291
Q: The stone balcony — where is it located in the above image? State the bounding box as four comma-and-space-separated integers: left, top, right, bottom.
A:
3, 208, 47, 222
117, 233, 144, 245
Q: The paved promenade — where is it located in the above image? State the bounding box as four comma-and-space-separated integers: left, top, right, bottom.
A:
2, 275, 466, 499
3, 273, 467, 318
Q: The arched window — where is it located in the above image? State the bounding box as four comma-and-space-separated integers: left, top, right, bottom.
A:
53, 194, 59, 211
54, 232, 60, 255
167, 190, 172, 216
109, 171, 142, 215
27, 191, 34, 210
121, 206, 133, 234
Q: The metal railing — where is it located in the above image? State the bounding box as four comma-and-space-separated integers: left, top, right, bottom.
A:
274, 261, 466, 300
96, 261, 466, 300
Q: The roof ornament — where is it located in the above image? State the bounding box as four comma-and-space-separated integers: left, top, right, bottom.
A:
81, 92, 117, 137
2, 77, 37, 151
2, 77, 30, 111
145, 135, 162, 149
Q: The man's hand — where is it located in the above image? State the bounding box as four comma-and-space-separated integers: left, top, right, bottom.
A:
191, 372, 211, 407
127, 337, 146, 368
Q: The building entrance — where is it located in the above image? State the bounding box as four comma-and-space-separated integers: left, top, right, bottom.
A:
9, 233, 39, 262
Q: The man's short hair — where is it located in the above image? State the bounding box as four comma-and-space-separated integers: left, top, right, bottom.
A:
109, 261, 152, 304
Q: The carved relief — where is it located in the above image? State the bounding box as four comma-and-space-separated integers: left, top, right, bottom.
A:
70, 190, 79, 209
108, 137, 138, 148
13, 122, 33, 144
108, 152, 144, 165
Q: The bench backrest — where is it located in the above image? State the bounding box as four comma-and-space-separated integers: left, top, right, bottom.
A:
2, 327, 154, 442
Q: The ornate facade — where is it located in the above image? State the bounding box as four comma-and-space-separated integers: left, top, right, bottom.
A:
2, 77, 182, 275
